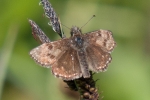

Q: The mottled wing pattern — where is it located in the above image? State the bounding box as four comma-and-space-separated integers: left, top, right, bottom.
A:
29, 39, 69, 68
52, 47, 82, 80
84, 29, 116, 72
86, 44, 111, 72
85, 30, 116, 53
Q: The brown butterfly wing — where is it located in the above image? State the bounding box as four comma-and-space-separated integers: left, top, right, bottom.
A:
85, 44, 112, 72
29, 38, 69, 68
51, 47, 82, 80
85, 29, 116, 53
83, 29, 116, 72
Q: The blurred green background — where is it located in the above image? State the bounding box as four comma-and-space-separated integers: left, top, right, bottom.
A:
0, 0, 150, 100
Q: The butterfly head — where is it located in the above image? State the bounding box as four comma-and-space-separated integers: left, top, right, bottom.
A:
70, 26, 82, 36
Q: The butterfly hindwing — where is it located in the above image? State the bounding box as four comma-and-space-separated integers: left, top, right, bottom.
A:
85, 44, 112, 72
52, 47, 82, 80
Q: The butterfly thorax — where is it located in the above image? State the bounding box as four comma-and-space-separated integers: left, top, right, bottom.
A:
70, 26, 85, 49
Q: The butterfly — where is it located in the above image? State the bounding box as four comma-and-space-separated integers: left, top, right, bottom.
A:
29, 0, 116, 80
29, 23, 116, 80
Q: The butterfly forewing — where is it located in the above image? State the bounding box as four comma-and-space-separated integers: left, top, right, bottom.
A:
52, 47, 82, 80
30, 39, 69, 67
85, 29, 116, 53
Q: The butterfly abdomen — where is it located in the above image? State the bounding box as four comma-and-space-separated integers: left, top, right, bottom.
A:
77, 49, 90, 78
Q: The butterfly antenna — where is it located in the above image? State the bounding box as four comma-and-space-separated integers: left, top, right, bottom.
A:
61, 23, 70, 30
80, 15, 96, 29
